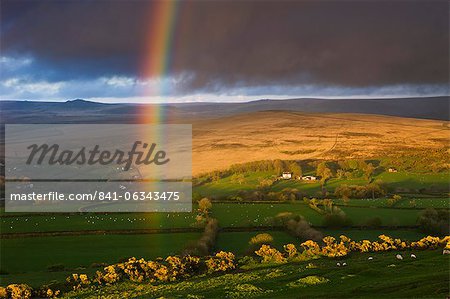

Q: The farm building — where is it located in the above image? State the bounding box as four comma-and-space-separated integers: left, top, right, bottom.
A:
302, 175, 318, 181
281, 172, 293, 179
388, 167, 398, 173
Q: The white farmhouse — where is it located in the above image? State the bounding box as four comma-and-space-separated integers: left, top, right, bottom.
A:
302, 175, 318, 181
281, 172, 293, 179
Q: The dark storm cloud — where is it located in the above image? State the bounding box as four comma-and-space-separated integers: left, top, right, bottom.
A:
1, 0, 448, 90
1, 0, 151, 80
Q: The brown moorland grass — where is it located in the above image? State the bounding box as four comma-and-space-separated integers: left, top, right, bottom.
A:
187, 111, 449, 175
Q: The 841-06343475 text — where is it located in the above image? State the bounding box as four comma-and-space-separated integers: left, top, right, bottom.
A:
9, 191, 181, 201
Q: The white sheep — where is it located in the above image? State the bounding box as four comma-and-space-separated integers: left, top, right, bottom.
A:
443, 249, 450, 255
336, 262, 341, 267
396, 254, 403, 260
368, 257, 373, 260
410, 254, 416, 259
342, 262, 347, 266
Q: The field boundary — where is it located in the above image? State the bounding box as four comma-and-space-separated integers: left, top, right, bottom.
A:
1, 225, 420, 239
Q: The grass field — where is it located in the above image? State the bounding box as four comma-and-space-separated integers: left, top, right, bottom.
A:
0, 202, 426, 234
195, 170, 450, 199
0, 232, 201, 287
62, 249, 449, 299
0, 219, 432, 287
0, 195, 443, 289
334, 196, 449, 209
0, 227, 431, 287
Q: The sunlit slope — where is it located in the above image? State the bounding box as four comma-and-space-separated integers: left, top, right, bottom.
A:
190, 111, 449, 175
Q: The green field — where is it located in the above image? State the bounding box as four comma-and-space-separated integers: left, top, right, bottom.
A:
0, 169, 448, 295
194, 170, 450, 199
0, 197, 442, 288
0, 232, 201, 287
0, 202, 429, 235
62, 250, 449, 299
0, 227, 431, 287
334, 196, 449, 208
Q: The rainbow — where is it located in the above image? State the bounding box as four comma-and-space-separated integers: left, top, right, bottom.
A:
138, 1, 186, 224
140, 0, 182, 124
143, 0, 180, 84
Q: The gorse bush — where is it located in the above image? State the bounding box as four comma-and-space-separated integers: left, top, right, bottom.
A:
249, 233, 274, 246
301, 235, 450, 257
287, 275, 329, 287
387, 194, 402, 207
2, 234, 449, 298
64, 252, 236, 291
166, 255, 202, 278
206, 251, 236, 272
283, 244, 297, 258
254, 245, 286, 263
0, 284, 60, 299
252, 235, 450, 264
66, 273, 90, 289
5, 284, 32, 299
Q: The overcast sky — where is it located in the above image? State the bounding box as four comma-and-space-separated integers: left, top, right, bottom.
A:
1, 0, 448, 103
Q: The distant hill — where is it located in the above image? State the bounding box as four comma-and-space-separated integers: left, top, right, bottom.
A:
0, 96, 448, 123
171, 96, 449, 120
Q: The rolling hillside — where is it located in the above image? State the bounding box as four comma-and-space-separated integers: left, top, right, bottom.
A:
1, 98, 449, 175
190, 111, 448, 175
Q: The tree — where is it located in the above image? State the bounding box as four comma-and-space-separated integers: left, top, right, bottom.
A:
231, 173, 246, 185
364, 163, 375, 181
277, 193, 289, 201
334, 184, 352, 200
198, 198, 212, 216
317, 162, 332, 186
322, 198, 334, 212
289, 162, 302, 178
417, 208, 450, 235
387, 194, 402, 207
357, 159, 368, 171
211, 172, 221, 183
367, 182, 385, 199
259, 178, 274, 189
273, 159, 285, 174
